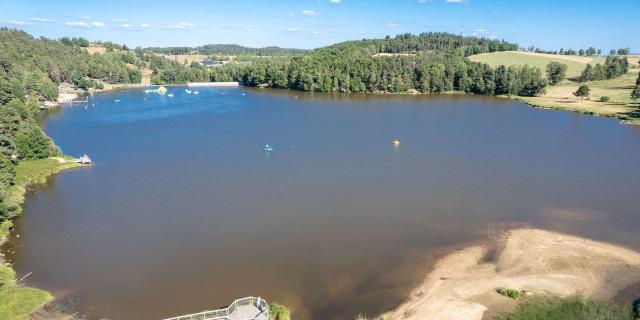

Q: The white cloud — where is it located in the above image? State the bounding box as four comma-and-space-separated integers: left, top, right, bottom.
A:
112, 18, 128, 22
175, 22, 194, 29
286, 27, 308, 33
29, 17, 54, 23
302, 10, 318, 16
65, 21, 91, 28
140, 23, 151, 28
119, 23, 132, 28
66, 20, 106, 29
328, 21, 348, 27
8, 20, 32, 25
446, 0, 466, 3
418, 0, 433, 3
330, 0, 342, 3
78, 16, 90, 20
244, 28, 253, 32
386, 21, 399, 28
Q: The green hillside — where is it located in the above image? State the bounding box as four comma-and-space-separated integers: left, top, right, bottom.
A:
468, 51, 606, 78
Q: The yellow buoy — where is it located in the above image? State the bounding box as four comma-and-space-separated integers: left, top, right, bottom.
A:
392, 139, 400, 146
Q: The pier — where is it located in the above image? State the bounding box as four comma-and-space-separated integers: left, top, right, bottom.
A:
163, 297, 268, 320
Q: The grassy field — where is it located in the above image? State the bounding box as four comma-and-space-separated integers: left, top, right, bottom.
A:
517, 68, 640, 124
494, 297, 634, 320
468, 51, 606, 78
0, 157, 80, 319
0, 266, 52, 320
469, 51, 640, 124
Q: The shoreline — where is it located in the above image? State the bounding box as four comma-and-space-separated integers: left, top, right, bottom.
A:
46, 81, 640, 126
513, 96, 640, 125
6, 82, 639, 319
0, 156, 83, 318
384, 228, 640, 320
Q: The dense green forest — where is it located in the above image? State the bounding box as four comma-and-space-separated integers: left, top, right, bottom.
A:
208, 32, 546, 96
145, 44, 306, 56
0, 29, 142, 91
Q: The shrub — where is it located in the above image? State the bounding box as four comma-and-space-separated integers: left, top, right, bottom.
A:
497, 288, 522, 299
599, 96, 610, 102
269, 303, 291, 320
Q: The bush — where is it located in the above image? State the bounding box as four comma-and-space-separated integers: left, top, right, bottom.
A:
599, 96, 610, 102
497, 288, 522, 299
268, 303, 290, 320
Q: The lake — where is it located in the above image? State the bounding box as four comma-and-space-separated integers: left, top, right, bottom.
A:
3, 87, 640, 320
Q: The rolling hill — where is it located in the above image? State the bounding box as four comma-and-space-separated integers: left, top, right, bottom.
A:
468, 51, 607, 78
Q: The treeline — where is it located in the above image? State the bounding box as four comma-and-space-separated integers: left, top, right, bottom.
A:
145, 44, 306, 56
0, 91, 59, 222
209, 33, 545, 96
523, 46, 631, 57
377, 32, 518, 56
579, 56, 629, 82
128, 50, 211, 84
0, 28, 141, 90
310, 32, 518, 59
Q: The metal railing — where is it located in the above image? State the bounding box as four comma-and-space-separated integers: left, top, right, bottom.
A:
163, 297, 269, 320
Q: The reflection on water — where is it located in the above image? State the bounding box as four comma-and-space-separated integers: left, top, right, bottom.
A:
4, 87, 640, 320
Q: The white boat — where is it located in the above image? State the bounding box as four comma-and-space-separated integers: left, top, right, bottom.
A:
185, 89, 192, 94
193, 91, 199, 95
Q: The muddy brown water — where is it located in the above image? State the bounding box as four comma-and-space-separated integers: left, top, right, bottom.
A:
3, 87, 640, 319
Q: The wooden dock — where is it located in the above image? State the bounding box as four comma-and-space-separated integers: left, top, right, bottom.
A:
163, 297, 268, 320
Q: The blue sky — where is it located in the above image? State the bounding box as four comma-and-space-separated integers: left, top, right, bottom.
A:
1, 0, 638, 51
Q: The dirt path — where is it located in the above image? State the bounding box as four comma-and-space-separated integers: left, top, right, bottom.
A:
385, 228, 640, 320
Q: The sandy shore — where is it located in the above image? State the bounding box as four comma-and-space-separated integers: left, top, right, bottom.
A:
385, 228, 640, 320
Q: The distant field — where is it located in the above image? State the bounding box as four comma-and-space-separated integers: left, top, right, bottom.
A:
158, 54, 209, 64
469, 51, 640, 124
517, 68, 640, 124
468, 51, 606, 78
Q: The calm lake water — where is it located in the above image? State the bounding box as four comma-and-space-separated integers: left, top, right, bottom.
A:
4, 87, 640, 320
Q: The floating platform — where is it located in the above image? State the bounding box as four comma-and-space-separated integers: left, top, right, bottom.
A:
186, 82, 240, 87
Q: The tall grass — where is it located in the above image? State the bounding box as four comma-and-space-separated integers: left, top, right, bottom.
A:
494, 297, 634, 320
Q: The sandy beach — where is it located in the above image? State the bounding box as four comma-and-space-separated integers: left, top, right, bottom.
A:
385, 228, 640, 320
